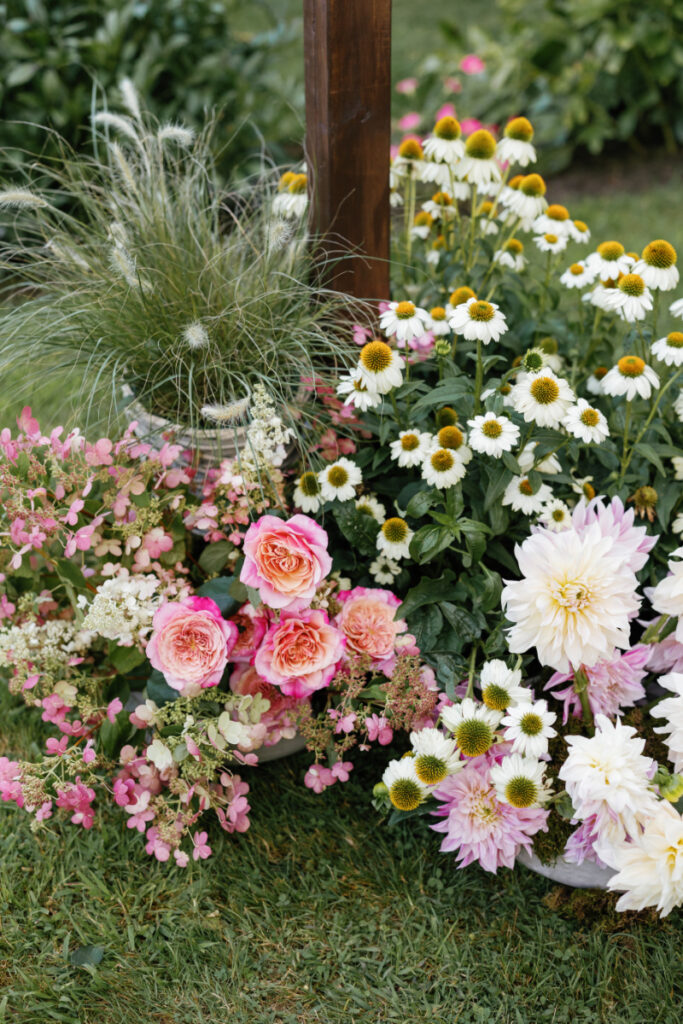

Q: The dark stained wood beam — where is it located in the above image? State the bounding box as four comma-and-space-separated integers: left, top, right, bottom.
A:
303, 0, 392, 301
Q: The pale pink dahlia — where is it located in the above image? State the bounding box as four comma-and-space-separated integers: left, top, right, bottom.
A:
571, 495, 657, 574
431, 756, 548, 872
563, 815, 607, 867
546, 645, 650, 722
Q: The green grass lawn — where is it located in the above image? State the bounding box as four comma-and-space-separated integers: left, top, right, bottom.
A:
1, 687, 681, 1024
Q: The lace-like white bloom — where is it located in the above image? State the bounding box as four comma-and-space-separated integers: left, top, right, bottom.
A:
586, 241, 633, 280
651, 331, 683, 367
601, 356, 660, 401
81, 572, 161, 647
632, 240, 679, 291
560, 261, 595, 289
379, 301, 430, 344
501, 699, 557, 758
564, 398, 609, 443
604, 802, 683, 917
651, 548, 683, 644
293, 471, 323, 513
336, 369, 382, 411
652, 672, 683, 773
410, 727, 462, 785
358, 340, 405, 394
490, 754, 552, 808
355, 495, 386, 524
369, 554, 401, 585
440, 699, 503, 758
421, 447, 467, 488
537, 498, 573, 532
318, 458, 362, 502
467, 412, 520, 457
502, 476, 553, 515
389, 430, 432, 468
479, 659, 531, 711
509, 370, 575, 428
377, 517, 413, 560
502, 522, 641, 671
382, 757, 429, 810
449, 297, 508, 344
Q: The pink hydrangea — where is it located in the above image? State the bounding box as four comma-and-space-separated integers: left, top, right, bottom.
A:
365, 713, 393, 745
147, 595, 238, 691
431, 755, 548, 872
215, 773, 251, 833
335, 586, 407, 675
398, 112, 421, 131
241, 514, 332, 611
55, 779, 96, 829
229, 663, 302, 746
254, 608, 345, 698
572, 496, 657, 574
546, 645, 650, 722
0, 756, 23, 806
229, 603, 270, 663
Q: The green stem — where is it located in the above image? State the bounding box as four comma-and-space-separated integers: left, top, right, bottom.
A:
473, 339, 484, 414
465, 185, 478, 273
619, 365, 683, 484
573, 667, 595, 736
465, 645, 478, 700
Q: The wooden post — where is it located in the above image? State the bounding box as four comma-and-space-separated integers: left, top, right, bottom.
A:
303, 0, 392, 301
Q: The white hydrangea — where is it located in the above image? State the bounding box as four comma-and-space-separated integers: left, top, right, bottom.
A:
242, 383, 294, 471
82, 572, 162, 647
0, 618, 95, 671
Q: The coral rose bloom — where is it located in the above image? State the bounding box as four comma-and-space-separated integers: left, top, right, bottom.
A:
254, 609, 345, 698
229, 603, 270, 663
147, 596, 237, 692
241, 514, 332, 611
335, 586, 405, 674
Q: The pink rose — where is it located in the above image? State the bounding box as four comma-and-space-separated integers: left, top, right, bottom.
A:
254, 609, 345, 698
335, 586, 406, 675
241, 514, 332, 611
229, 603, 270, 663
147, 596, 237, 691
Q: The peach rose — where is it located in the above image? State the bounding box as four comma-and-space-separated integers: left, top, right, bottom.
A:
241, 514, 331, 611
147, 596, 237, 692
335, 586, 408, 675
254, 609, 345, 698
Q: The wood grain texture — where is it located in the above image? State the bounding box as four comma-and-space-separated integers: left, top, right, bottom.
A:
304, 0, 391, 301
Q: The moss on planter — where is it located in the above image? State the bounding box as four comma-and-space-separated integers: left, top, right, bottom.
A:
532, 808, 575, 865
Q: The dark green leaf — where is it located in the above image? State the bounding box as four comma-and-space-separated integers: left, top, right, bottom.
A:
109, 644, 146, 674
196, 575, 239, 616
409, 524, 454, 564
70, 945, 105, 967
397, 571, 457, 619
405, 488, 437, 519
198, 541, 232, 574
146, 668, 179, 706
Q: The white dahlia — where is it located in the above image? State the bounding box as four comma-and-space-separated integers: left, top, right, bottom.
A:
604, 802, 683, 917
651, 548, 683, 644
652, 672, 683, 774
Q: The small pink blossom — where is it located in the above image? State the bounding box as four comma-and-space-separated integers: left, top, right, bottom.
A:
174, 849, 189, 868
83, 740, 96, 764
55, 779, 96, 829
460, 54, 485, 74
398, 112, 421, 131
366, 713, 393, 745
435, 102, 457, 120
304, 764, 336, 793
145, 826, 171, 861
331, 760, 353, 782
107, 698, 123, 723
63, 498, 84, 526
395, 77, 418, 95
192, 830, 212, 861
46, 736, 69, 756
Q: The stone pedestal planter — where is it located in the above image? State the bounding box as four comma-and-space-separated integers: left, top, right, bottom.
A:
517, 847, 615, 889
254, 733, 308, 763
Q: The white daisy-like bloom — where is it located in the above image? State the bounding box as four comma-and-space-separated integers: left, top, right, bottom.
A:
421, 447, 467, 489
603, 273, 653, 323
585, 282, 621, 312
467, 412, 520, 457
355, 494, 386, 524
293, 471, 323, 513
425, 305, 451, 335
421, 192, 457, 220
493, 238, 527, 271
502, 476, 553, 515
426, 246, 441, 267
496, 117, 537, 167
478, 210, 500, 236
652, 672, 683, 773
676, 387, 683, 422
490, 754, 552, 809
272, 171, 308, 219
673, 512, 683, 535
632, 240, 679, 291
560, 714, 659, 844
448, 297, 508, 344
651, 331, 683, 367
501, 699, 557, 758
422, 115, 466, 165
389, 429, 432, 468
318, 458, 362, 502
479, 659, 531, 712
569, 219, 591, 244
445, 286, 477, 315
537, 498, 573, 533
430, 425, 473, 465
564, 398, 609, 444
560, 261, 595, 289
456, 129, 501, 188
498, 174, 524, 209
377, 517, 413, 561
358, 340, 405, 395
390, 187, 404, 208
669, 297, 683, 319
392, 138, 426, 181
586, 241, 633, 281
369, 554, 401, 585
502, 523, 641, 672
411, 211, 434, 239
440, 699, 503, 758
379, 301, 430, 344
419, 161, 452, 188
509, 369, 575, 428
517, 442, 562, 475
410, 727, 462, 786
674, 455, 683, 480
601, 356, 660, 401
533, 232, 568, 255
506, 172, 548, 222
651, 548, 683, 644
382, 757, 429, 811
532, 204, 573, 238
604, 802, 683, 917
336, 368, 382, 411
585, 368, 608, 395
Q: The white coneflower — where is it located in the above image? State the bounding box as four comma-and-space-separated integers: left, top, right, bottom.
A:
499, 173, 524, 209
358, 340, 405, 394
604, 273, 653, 322
490, 754, 551, 808
379, 301, 430, 344
393, 137, 426, 181
467, 412, 520, 457
533, 232, 567, 255
496, 117, 536, 167
410, 728, 462, 785
585, 366, 608, 395
411, 210, 434, 239
0, 188, 48, 209
426, 306, 451, 335
355, 495, 386, 523
586, 280, 622, 312
449, 297, 508, 344
369, 554, 401, 585
423, 115, 465, 164
182, 321, 210, 350
569, 219, 591, 243
273, 172, 308, 218
564, 398, 609, 443
200, 397, 250, 424
493, 238, 526, 271
389, 430, 431, 468
509, 370, 575, 427
501, 699, 557, 759
676, 388, 683, 423
560, 261, 595, 289
419, 161, 452, 188
602, 356, 660, 401
669, 297, 683, 319
479, 660, 530, 711
533, 204, 573, 238
157, 123, 196, 147
422, 191, 457, 220
517, 442, 562, 474
586, 240, 633, 280
506, 172, 547, 222
318, 458, 362, 502
377, 517, 414, 560
632, 240, 679, 291
432, 425, 472, 465
651, 331, 683, 367
440, 699, 503, 758
421, 447, 467, 488
477, 200, 500, 235
336, 369, 382, 411
456, 130, 501, 188
538, 498, 573, 532
382, 757, 429, 811
293, 472, 323, 514
93, 111, 140, 142
445, 286, 478, 316
502, 476, 553, 515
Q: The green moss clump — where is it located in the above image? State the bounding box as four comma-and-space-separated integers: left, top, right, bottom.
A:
532, 809, 574, 865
